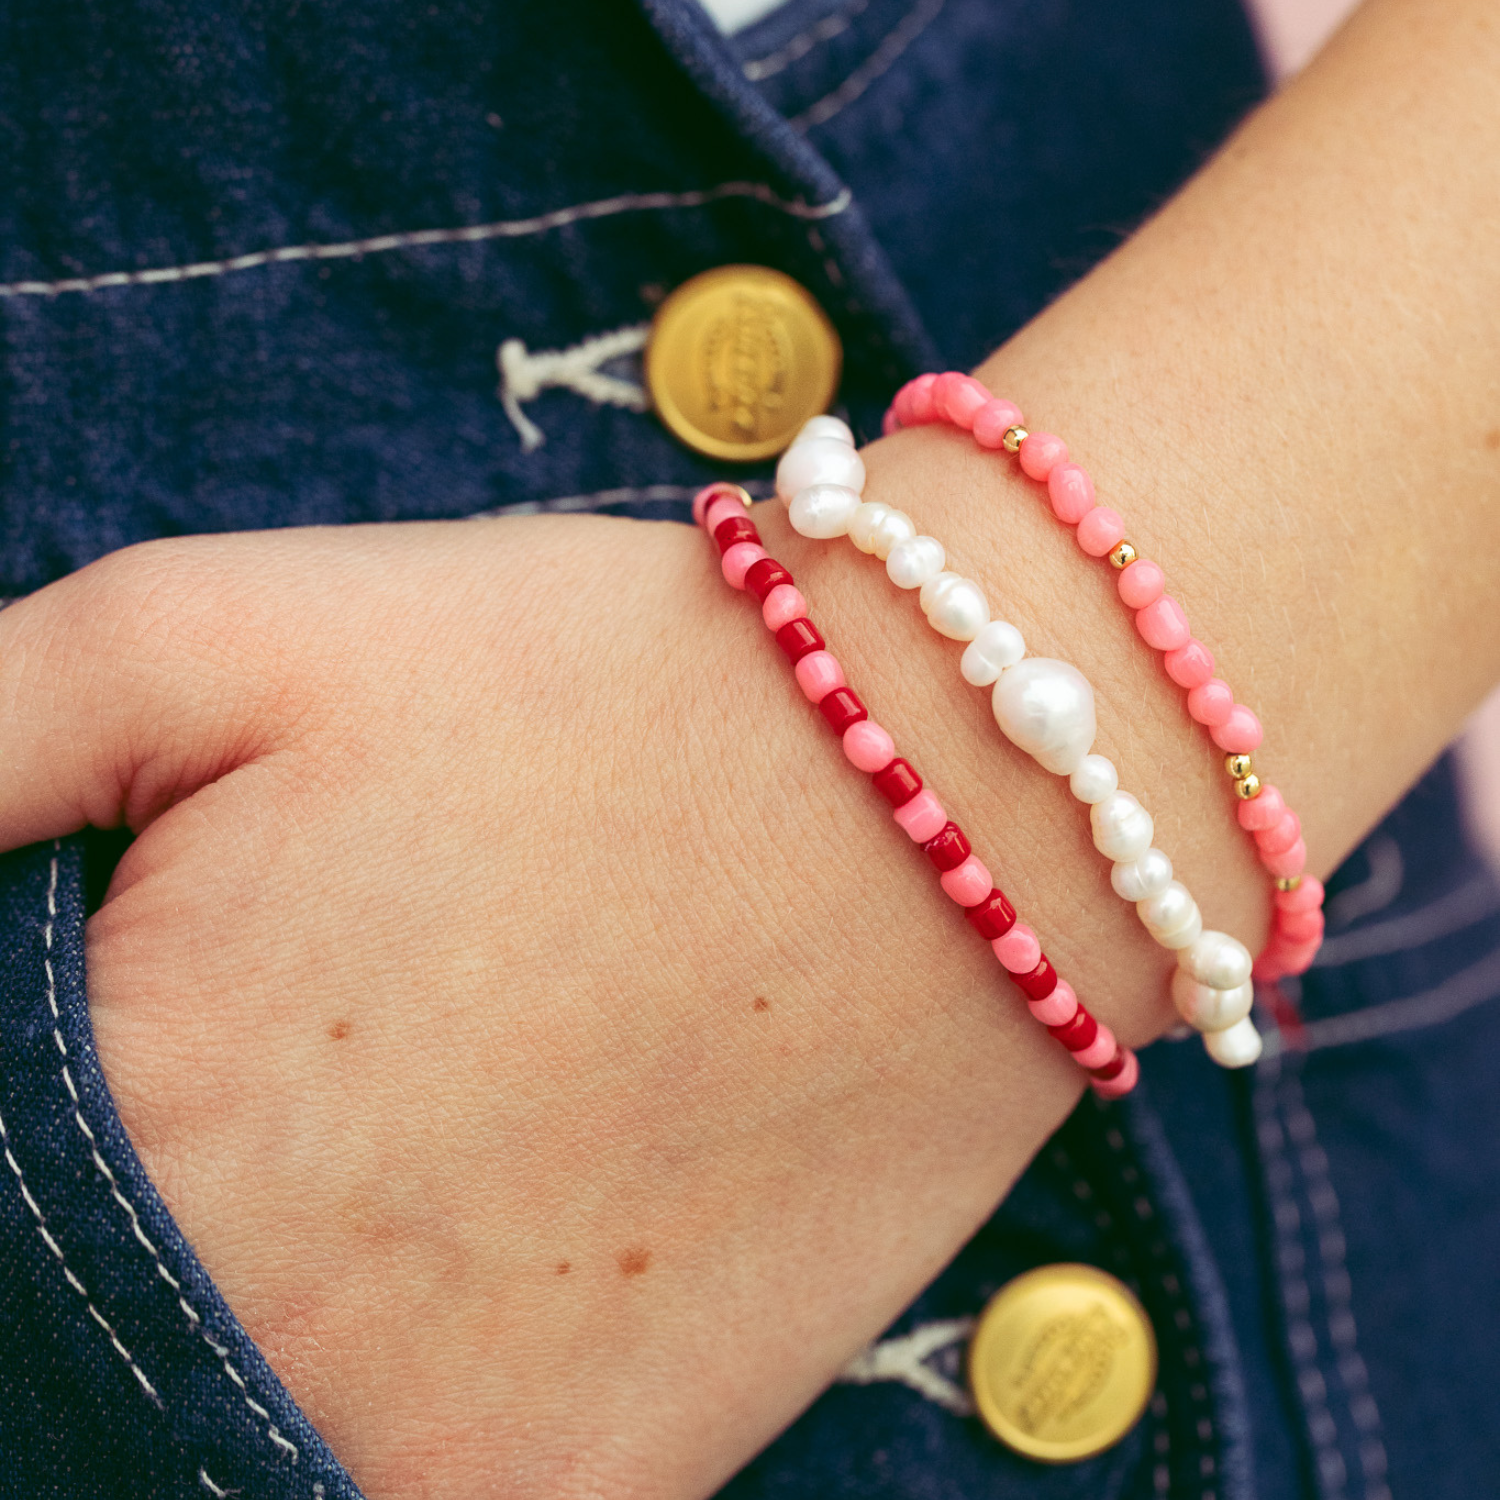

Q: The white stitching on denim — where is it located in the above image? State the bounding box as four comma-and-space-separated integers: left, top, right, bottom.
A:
1278, 1064, 1391, 1500
743, 0, 869, 80
42, 845, 300, 1461
466, 481, 775, 520
496, 323, 650, 451
790, 0, 945, 130
0, 183, 854, 299
1323, 837, 1403, 931
198, 1470, 236, 1497
1313, 872, 1498, 967
838, 1317, 976, 1412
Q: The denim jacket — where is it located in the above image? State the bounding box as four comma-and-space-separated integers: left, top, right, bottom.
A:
2, 2, 1497, 1495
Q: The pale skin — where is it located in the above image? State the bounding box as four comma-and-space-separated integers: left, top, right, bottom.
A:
1, 0, 1497, 1493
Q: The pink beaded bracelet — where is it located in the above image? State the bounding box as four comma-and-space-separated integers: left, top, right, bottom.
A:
693, 480, 1140, 1098
885, 372, 1325, 983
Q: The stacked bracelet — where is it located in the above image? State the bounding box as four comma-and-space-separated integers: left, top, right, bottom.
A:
692, 478, 1140, 1097
884, 372, 1325, 984
774, 421, 1261, 1068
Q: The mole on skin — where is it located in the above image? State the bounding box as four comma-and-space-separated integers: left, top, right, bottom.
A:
617, 1247, 652, 1277
328, 1019, 352, 1041
752, 997, 770, 1012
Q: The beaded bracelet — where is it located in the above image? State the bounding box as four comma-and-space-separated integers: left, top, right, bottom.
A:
883, 372, 1325, 985
774, 420, 1261, 1068
692, 478, 1140, 1098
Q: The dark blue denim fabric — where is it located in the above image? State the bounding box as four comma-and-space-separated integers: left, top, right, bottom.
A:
3, 1, 1499, 1496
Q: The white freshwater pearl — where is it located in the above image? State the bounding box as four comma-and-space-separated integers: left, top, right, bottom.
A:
960, 620, 1026, 686
775, 437, 865, 503
1152, 908, 1203, 950
1110, 848, 1174, 901
869, 508, 917, 561
1178, 930, 1254, 992
992, 658, 1098, 776
788, 482, 861, 539
1171, 971, 1254, 1033
918, 570, 960, 614
849, 502, 891, 554
1089, 790, 1155, 861
1138, 881, 1198, 937
1069, 754, 1119, 805
794, 414, 854, 446
927, 578, 990, 641
885, 535, 946, 590
1203, 1015, 1263, 1068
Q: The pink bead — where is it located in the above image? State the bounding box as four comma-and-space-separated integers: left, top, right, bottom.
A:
1117, 558, 1165, 609
1135, 594, 1191, 651
1273, 874, 1324, 913
940, 855, 993, 906
1262, 838, 1307, 880
704, 494, 748, 535
1092, 1051, 1139, 1099
1255, 810, 1302, 857
763, 583, 810, 631
1164, 639, 1215, 689
1046, 463, 1095, 524
899, 373, 940, 425
1076, 506, 1126, 557
1275, 907, 1325, 944
893, 788, 946, 843
972, 398, 1026, 449
1236, 783, 1286, 831
794, 650, 845, 702
1074, 1023, 1117, 1071
722, 542, 767, 589
881, 407, 901, 436
692, 483, 737, 527
843, 719, 896, 773
1028, 979, 1078, 1027
992, 923, 1042, 973
933, 372, 990, 428
1018, 431, 1068, 481
1187, 677, 1235, 727
1279, 940, 1320, 976
1210, 705, 1264, 754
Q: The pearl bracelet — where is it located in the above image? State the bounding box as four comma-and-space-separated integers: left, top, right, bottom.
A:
692, 478, 1140, 1097
885, 372, 1325, 984
774, 418, 1262, 1068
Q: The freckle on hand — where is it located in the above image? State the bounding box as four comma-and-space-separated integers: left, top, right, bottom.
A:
617, 1247, 651, 1277
1485, 429, 1500, 451
555, 1262, 571, 1276
752, 996, 770, 1013
328, 1019, 351, 1041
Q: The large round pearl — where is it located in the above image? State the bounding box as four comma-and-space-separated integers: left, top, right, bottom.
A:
960, 620, 1026, 686
927, 578, 989, 641
1171, 970, 1254, 1032
788, 483, 860, 539
1068, 754, 1118, 805
849, 502, 891, 554
1179, 930, 1254, 992
775, 437, 865, 503
1203, 1015, 1263, 1068
885, 535, 946, 590
1110, 848, 1173, 901
869, 508, 917, 560
1138, 880, 1198, 937
1089, 790, 1154, 861
795, 414, 854, 446
992, 658, 1098, 776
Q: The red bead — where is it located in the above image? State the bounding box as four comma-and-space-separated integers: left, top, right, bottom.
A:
743, 557, 793, 602
922, 822, 971, 872
1048, 1008, 1099, 1053
775, 618, 824, 663
1013, 956, 1058, 1001
965, 889, 1017, 940
714, 514, 760, 554
818, 687, 867, 734
872, 758, 922, 808
1088, 1045, 1129, 1081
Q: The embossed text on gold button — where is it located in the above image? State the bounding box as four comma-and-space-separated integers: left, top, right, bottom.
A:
969, 1263, 1157, 1463
645, 265, 842, 462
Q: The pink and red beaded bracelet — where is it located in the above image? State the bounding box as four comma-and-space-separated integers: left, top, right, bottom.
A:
884, 372, 1325, 983
693, 479, 1140, 1098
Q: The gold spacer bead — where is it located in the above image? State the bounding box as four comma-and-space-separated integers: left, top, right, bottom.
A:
1225, 753, 1254, 779
1275, 875, 1303, 892
1234, 774, 1262, 800
1001, 425, 1029, 455
1108, 541, 1139, 570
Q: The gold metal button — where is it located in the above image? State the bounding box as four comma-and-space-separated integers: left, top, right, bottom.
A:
644, 265, 842, 462
968, 1263, 1157, 1463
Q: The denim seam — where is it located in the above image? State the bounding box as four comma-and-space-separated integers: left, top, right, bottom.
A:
0, 181, 854, 300
44, 844, 301, 1464
742, 0, 869, 81
789, 0, 946, 131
